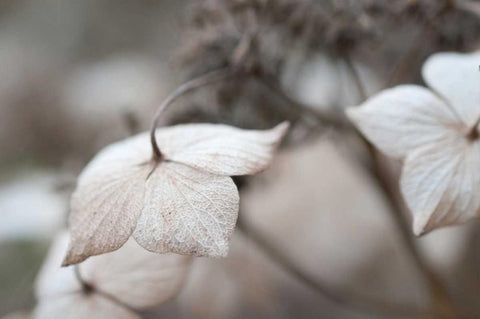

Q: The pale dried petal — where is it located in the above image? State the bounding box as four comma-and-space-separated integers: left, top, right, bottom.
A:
36, 232, 191, 316
35, 233, 81, 298
63, 166, 149, 266
81, 239, 191, 309
34, 295, 139, 319
63, 135, 152, 266
155, 122, 289, 175
422, 51, 480, 127
133, 162, 239, 257
76, 133, 151, 183
346, 85, 460, 158
63, 122, 286, 264
401, 137, 480, 235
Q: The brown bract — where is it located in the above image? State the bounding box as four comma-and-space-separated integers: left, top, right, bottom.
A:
63, 122, 289, 265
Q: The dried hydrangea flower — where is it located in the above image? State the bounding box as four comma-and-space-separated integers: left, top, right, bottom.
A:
63, 122, 289, 265
347, 51, 480, 235
35, 232, 191, 319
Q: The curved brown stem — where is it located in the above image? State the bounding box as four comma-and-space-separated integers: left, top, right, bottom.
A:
149, 67, 237, 161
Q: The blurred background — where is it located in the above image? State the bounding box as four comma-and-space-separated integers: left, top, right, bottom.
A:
1, 0, 480, 318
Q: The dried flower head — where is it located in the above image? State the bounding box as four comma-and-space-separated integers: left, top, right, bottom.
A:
63, 122, 289, 265
347, 51, 480, 235
181, 0, 377, 77
35, 232, 191, 319
390, 0, 480, 50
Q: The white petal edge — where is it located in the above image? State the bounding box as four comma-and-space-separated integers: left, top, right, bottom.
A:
35, 232, 81, 299
346, 85, 461, 158
400, 137, 480, 235
80, 239, 192, 309
77, 133, 151, 184
133, 162, 239, 257
422, 51, 480, 127
37, 232, 191, 311
63, 121, 285, 264
63, 133, 154, 265
63, 166, 149, 266
155, 122, 289, 176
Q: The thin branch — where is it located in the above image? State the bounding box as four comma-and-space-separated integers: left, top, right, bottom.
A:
149, 27, 258, 161
236, 215, 446, 318
343, 55, 367, 101
254, 74, 349, 130
362, 147, 464, 319
386, 25, 430, 87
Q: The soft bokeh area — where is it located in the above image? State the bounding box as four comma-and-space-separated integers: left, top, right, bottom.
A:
1, 1, 480, 318
0, 1, 185, 316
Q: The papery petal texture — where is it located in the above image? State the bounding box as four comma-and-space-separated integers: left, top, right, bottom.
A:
155, 122, 289, 175
81, 238, 191, 309
36, 232, 191, 318
348, 51, 480, 235
63, 122, 287, 264
133, 162, 239, 257
63, 166, 148, 266
401, 137, 480, 235
422, 52, 480, 127
63, 134, 152, 266
346, 85, 460, 158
